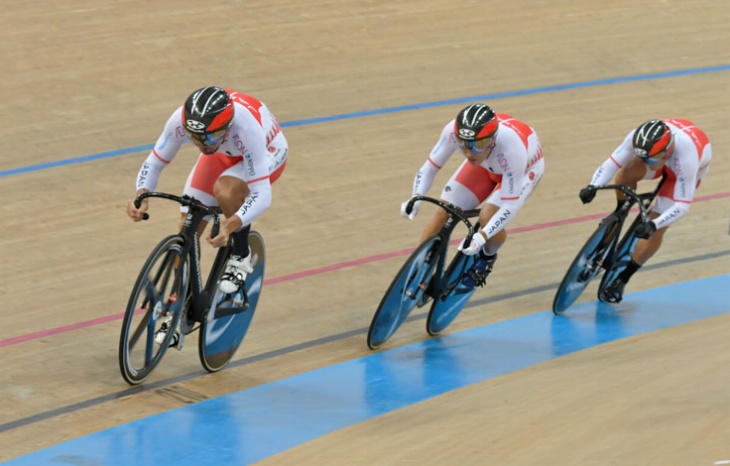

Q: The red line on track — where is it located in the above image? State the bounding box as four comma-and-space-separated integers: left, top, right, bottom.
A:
1, 191, 727, 348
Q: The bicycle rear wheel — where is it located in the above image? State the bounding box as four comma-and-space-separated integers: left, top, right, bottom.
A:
426, 252, 476, 336
367, 236, 440, 349
552, 216, 620, 314
118, 235, 188, 385
199, 231, 266, 372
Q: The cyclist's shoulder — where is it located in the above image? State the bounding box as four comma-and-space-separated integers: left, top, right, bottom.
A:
159, 107, 187, 141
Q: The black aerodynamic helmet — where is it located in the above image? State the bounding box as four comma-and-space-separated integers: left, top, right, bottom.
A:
182, 86, 234, 136
632, 119, 674, 163
454, 104, 498, 141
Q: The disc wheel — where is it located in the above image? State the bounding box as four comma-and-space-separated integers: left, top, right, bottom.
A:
199, 231, 266, 372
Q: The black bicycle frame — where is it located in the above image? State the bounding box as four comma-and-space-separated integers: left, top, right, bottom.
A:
406, 196, 480, 297
598, 175, 665, 271
135, 192, 228, 323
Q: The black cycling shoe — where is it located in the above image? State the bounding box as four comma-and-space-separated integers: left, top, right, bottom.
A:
461, 252, 497, 288
599, 277, 626, 303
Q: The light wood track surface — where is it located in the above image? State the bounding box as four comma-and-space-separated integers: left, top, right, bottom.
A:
1, 0, 728, 463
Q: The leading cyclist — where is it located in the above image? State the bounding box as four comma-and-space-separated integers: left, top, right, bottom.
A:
126, 86, 288, 294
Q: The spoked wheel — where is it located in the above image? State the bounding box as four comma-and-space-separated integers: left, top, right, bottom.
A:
367, 236, 440, 349
119, 235, 189, 385
552, 216, 620, 314
598, 218, 642, 300
199, 231, 266, 372
426, 252, 476, 336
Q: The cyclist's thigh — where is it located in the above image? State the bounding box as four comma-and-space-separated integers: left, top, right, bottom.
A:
182, 153, 242, 207
441, 160, 500, 210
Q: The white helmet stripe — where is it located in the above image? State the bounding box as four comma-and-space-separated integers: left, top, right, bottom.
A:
192, 87, 223, 116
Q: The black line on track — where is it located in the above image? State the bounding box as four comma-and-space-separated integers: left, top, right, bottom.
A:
1, 249, 728, 433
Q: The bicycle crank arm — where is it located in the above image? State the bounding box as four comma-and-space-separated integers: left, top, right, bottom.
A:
206, 303, 250, 322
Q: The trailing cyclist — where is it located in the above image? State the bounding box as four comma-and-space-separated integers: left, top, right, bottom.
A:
578, 119, 712, 303
400, 104, 545, 288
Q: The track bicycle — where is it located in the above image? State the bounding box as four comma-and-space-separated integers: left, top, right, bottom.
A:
367, 196, 483, 349
118, 192, 266, 385
552, 178, 664, 314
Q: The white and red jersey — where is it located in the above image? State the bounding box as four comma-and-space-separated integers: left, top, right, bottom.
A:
411, 113, 544, 237
589, 119, 712, 229
135, 91, 287, 226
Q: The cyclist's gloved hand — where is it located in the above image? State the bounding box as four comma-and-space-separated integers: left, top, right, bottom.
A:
400, 196, 421, 220
126, 198, 149, 222
579, 185, 597, 204
634, 220, 657, 239
458, 231, 487, 256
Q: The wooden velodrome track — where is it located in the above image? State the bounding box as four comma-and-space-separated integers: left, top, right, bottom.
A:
1, 0, 728, 464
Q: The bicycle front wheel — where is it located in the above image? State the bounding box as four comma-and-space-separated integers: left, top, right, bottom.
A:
552, 216, 620, 314
367, 236, 440, 349
199, 231, 266, 372
118, 235, 189, 385
598, 216, 642, 299
426, 252, 476, 336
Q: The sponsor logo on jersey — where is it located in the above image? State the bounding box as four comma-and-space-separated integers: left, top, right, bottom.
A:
487, 209, 512, 236
246, 154, 255, 177
137, 162, 150, 188
238, 191, 259, 217
497, 153, 509, 171
232, 134, 246, 154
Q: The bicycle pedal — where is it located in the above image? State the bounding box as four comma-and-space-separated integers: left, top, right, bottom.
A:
232, 294, 246, 308
169, 331, 184, 351
154, 319, 172, 345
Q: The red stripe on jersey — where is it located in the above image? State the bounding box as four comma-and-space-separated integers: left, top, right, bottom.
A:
152, 149, 170, 164
247, 175, 270, 185
427, 157, 442, 169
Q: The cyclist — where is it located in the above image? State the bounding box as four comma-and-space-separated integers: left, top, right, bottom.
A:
126, 86, 288, 294
400, 103, 545, 288
579, 119, 712, 303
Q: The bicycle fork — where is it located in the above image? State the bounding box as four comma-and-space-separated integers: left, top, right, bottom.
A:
408, 244, 445, 301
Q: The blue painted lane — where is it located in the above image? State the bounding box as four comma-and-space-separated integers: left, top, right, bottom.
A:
3, 65, 729, 179
4, 274, 728, 465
